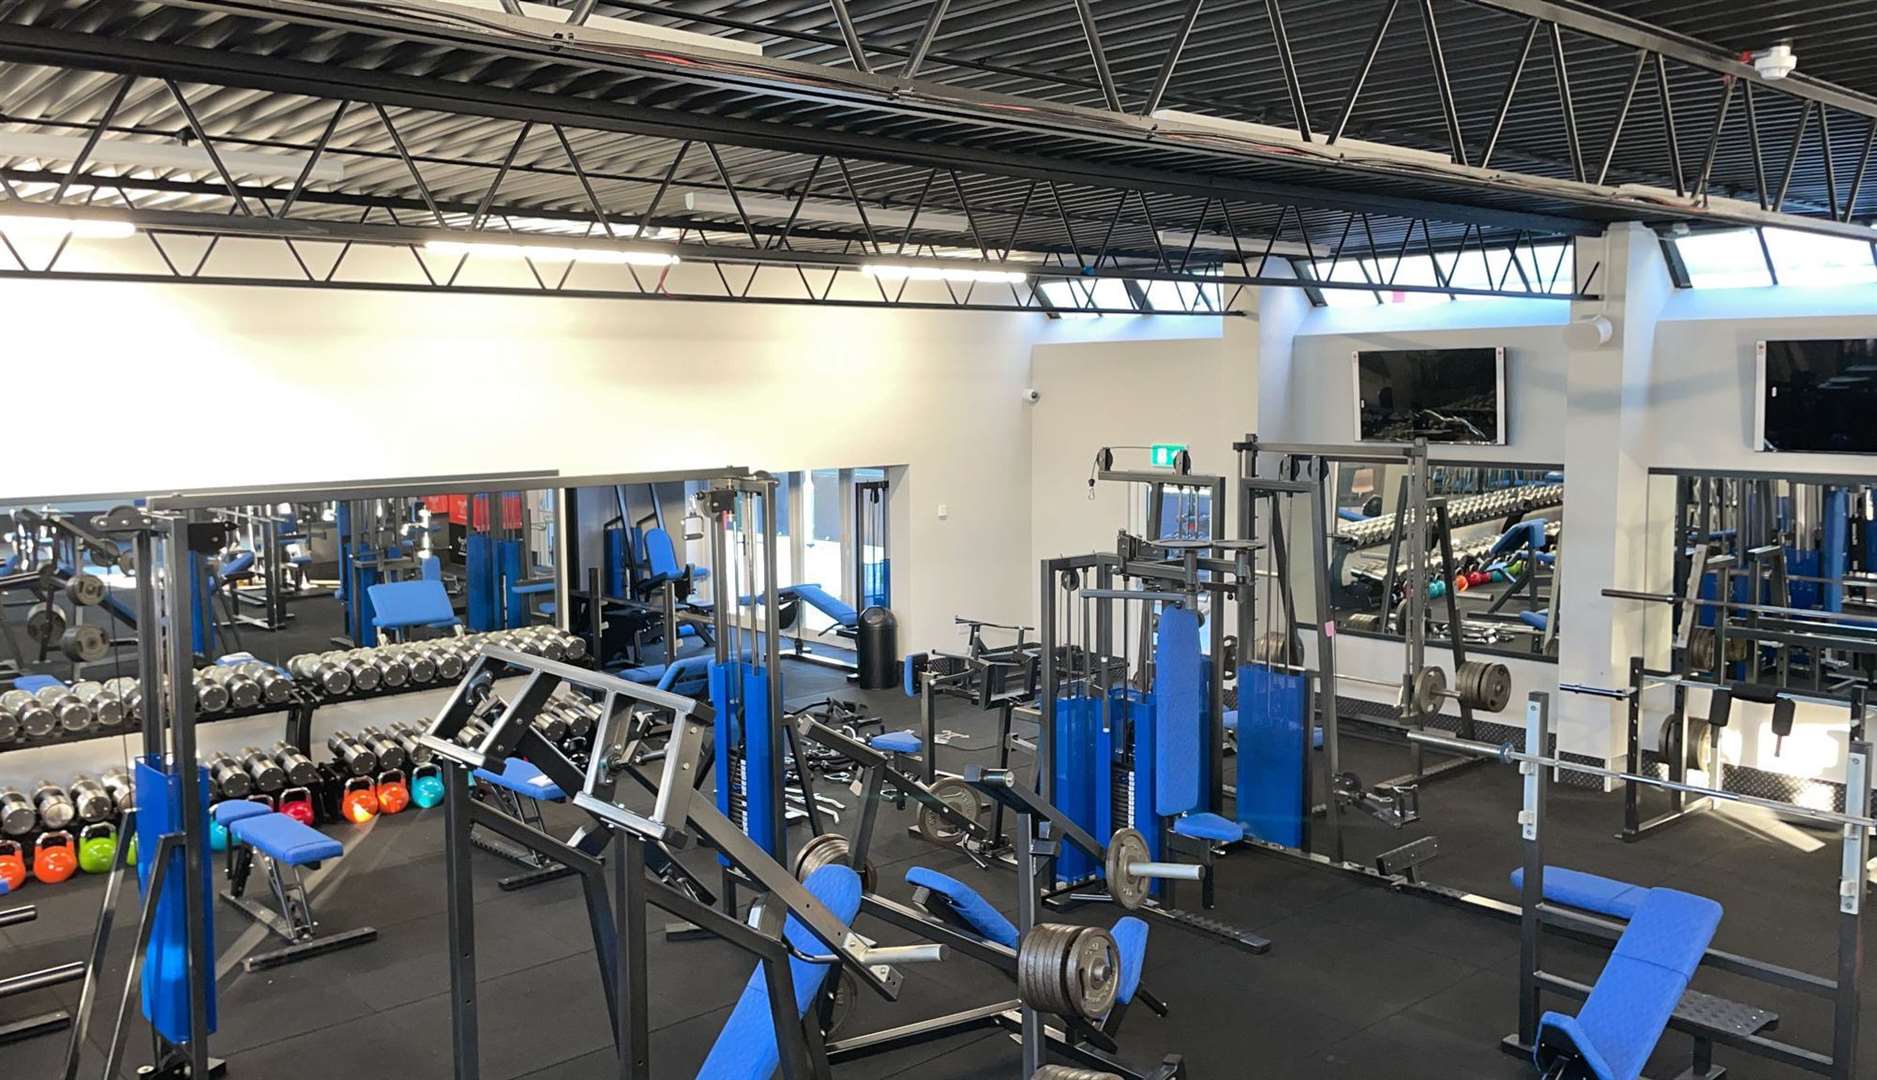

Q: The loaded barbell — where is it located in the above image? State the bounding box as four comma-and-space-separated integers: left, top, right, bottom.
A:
1102, 826, 1203, 911
1408, 660, 1513, 715
1015, 923, 1120, 1022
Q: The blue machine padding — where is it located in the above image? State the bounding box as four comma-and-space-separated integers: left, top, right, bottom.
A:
696, 865, 862, 1080
220, 551, 256, 579
1109, 916, 1149, 1005
465, 532, 496, 632
643, 527, 682, 580
1235, 663, 1309, 848
1492, 518, 1549, 557
1171, 812, 1245, 842
229, 814, 344, 865
1824, 488, 1848, 613
782, 584, 859, 629
620, 655, 713, 697
214, 652, 291, 678
421, 555, 441, 581
1336, 508, 1370, 522
13, 674, 62, 693
870, 730, 921, 754
1053, 694, 1099, 883
711, 660, 739, 869
498, 539, 527, 629
742, 666, 778, 856
134, 758, 217, 1043
1519, 610, 1550, 632
906, 866, 1019, 948
605, 527, 629, 598
475, 758, 565, 801
1153, 605, 1206, 819
903, 653, 924, 698
367, 579, 458, 630
1509, 866, 1647, 920
510, 581, 556, 595
1536, 888, 1723, 1080
211, 801, 270, 827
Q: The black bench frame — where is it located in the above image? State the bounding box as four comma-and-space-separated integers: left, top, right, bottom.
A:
219, 815, 378, 972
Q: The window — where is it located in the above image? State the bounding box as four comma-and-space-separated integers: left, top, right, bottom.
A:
1672, 229, 1774, 288
1667, 226, 1877, 289
1761, 228, 1877, 288
1296, 243, 1574, 307
1143, 273, 1225, 313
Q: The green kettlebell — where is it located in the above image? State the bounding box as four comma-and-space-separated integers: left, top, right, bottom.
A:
78, 823, 118, 874
124, 834, 137, 867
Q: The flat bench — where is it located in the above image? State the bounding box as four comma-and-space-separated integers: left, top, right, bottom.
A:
214, 800, 376, 971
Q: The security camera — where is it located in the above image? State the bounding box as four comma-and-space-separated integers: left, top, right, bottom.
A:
1022, 388, 1041, 404
1752, 43, 1797, 80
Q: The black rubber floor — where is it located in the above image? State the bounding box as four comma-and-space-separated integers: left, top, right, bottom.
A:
2, 674, 1869, 1079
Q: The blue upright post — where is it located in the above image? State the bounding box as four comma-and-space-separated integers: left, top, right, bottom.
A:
465, 533, 495, 631
1824, 487, 1849, 614
134, 758, 217, 1043
498, 539, 527, 629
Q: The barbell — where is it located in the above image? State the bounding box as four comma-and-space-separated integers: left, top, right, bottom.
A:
1102, 826, 1203, 911
1016, 923, 1120, 1022
1409, 661, 1513, 715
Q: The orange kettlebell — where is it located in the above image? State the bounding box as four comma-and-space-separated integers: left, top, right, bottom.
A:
33, 831, 78, 884
0, 839, 26, 892
375, 769, 410, 816
340, 775, 379, 824
280, 787, 316, 826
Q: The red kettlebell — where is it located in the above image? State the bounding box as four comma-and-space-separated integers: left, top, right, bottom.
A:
341, 776, 380, 825
0, 839, 26, 893
375, 770, 410, 816
280, 787, 316, 826
1470, 571, 1489, 587
33, 831, 78, 884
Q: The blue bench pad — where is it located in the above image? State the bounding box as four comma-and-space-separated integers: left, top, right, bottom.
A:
907, 867, 1018, 949
368, 579, 459, 629
870, 731, 921, 754
782, 584, 859, 628
697, 865, 863, 1080
1510, 866, 1647, 920
475, 758, 565, 801
230, 813, 344, 865
1109, 916, 1148, 1006
213, 800, 272, 826
1537, 887, 1723, 1080
1173, 811, 1247, 843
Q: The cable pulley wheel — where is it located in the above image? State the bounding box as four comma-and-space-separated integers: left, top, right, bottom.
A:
1016, 923, 1119, 1022
1455, 660, 1513, 713
1103, 826, 1152, 912
916, 777, 984, 847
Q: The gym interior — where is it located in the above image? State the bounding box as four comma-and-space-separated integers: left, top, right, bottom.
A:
1, 2, 1875, 1078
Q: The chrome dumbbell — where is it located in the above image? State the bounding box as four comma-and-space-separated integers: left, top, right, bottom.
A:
68, 774, 114, 823
0, 690, 29, 741
193, 671, 231, 714
357, 726, 408, 773
35, 686, 93, 733
266, 742, 320, 788
203, 666, 262, 710
0, 787, 36, 836
208, 753, 255, 799
102, 677, 142, 721
33, 780, 76, 830
401, 646, 438, 684
100, 767, 135, 814
432, 645, 467, 681
71, 681, 126, 728
388, 722, 434, 765
531, 709, 569, 742
288, 653, 352, 696
375, 649, 412, 689
333, 650, 382, 693
562, 633, 589, 662
326, 731, 378, 777
238, 662, 295, 705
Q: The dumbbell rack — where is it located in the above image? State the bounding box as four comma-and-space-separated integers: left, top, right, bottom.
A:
0, 687, 320, 757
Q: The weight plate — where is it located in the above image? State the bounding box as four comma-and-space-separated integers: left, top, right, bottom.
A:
1476, 662, 1512, 712
1410, 667, 1447, 715
26, 604, 66, 645
792, 832, 849, 882
65, 574, 107, 607
917, 778, 983, 846
1017, 924, 1076, 1017
1063, 926, 1119, 1020
60, 625, 109, 663
1104, 827, 1151, 912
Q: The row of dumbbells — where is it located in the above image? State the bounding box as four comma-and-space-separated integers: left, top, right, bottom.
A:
0, 768, 134, 837
285, 627, 588, 699
0, 661, 297, 743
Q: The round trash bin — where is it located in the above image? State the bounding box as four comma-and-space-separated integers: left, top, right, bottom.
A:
855, 606, 899, 690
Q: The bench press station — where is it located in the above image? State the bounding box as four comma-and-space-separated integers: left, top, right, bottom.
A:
1407, 685, 1869, 1080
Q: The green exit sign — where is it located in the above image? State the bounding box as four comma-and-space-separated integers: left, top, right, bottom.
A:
1150, 443, 1187, 468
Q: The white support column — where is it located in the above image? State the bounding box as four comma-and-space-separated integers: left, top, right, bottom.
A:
1555, 223, 1673, 763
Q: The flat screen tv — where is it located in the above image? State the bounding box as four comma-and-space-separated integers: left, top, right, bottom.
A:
1758, 339, 1877, 454
1353, 347, 1506, 445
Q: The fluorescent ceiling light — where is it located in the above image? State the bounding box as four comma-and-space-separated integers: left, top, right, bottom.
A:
425, 239, 679, 266
434, 0, 762, 56
1149, 109, 1453, 169
0, 132, 346, 183
439, 214, 678, 240
0, 214, 136, 239
683, 192, 974, 235
860, 262, 1026, 284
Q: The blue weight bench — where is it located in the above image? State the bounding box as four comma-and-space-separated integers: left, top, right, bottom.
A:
367, 578, 461, 641
780, 584, 860, 636
620, 653, 712, 699
906, 866, 1162, 1032
1153, 608, 1244, 913
214, 800, 376, 972
471, 757, 573, 891
697, 864, 862, 1080
1512, 866, 1745, 1080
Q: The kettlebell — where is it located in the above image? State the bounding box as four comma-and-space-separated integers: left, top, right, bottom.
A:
340, 775, 380, 824
78, 823, 117, 874
280, 787, 315, 826
125, 834, 138, 867
208, 813, 230, 853
375, 769, 410, 816
34, 831, 77, 884
410, 764, 445, 810
0, 839, 25, 891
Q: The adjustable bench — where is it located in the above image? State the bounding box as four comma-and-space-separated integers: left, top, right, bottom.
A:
907, 866, 1159, 1030
214, 800, 377, 972
1511, 866, 1771, 1080
779, 584, 860, 636
470, 757, 571, 890
620, 654, 712, 699
696, 864, 862, 1080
